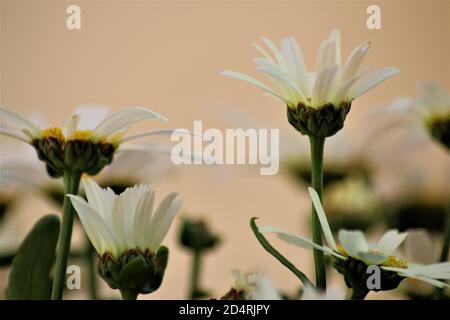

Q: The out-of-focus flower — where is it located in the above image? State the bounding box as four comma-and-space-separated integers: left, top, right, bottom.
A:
323, 176, 381, 232
261, 187, 450, 298
222, 29, 399, 137
68, 178, 181, 298
179, 217, 220, 252
300, 284, 345, 300
389, 82, 449, 149
222, 271, 282, 300
0, 105, 172, 177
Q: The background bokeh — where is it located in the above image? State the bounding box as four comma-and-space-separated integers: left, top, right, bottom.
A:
0, 0, 449, 299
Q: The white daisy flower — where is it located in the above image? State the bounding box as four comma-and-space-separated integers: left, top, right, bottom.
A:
260, 187, 450, 289
67, 178, 181, 259
222, 30, 399, 137
231, 270, 282, 300
389, 81, 449, 149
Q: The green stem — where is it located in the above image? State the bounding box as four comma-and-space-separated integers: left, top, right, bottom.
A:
120, 290, 138, 300
85, 238, 98, 300
309, 136, 326, 289
189, 250, 201, 299
436, 209, 450, 299
350, 288, 369, 300
51, 171, 82, 300
250, 218, 314, 287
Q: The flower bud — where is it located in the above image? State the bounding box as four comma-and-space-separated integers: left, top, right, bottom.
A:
427, 116, 450, 149
287, 102, 351, 137
179, 218, 220, 252
98, 246, 169, 299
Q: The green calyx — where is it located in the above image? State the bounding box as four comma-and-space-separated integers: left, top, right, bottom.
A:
333, 257, 404, 299
32, 137, 116, 178
287, 102, 351, 137
98, 246, 169, 299
427, 116, 450, 149
179, 218, 220, 252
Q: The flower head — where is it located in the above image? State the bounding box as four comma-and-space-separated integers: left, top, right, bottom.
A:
260, 187, 450, 295
68, 178, 181, 296
222, 30, 399, 137
0, 105, 168, 177
390, 82, 449, 149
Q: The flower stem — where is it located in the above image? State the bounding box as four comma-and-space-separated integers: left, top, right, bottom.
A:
309, 136, 326, 289
85, 238, 98, 300
436, 209, 450, 299
120, 290, 138, 300
350, 288, 369, 300
51, 170, 82, 300
189, 250, 202, 299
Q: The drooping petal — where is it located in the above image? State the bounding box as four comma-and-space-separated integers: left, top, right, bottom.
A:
0, 106, 42, 138
260, 226, 345, 259
348, 67, 400, 100
221, 70, 289, 104
375, 229, 408, 256
93, 107, 168, 141
338, 230, 369, 259
120, 129, 195, 143
308, 187, 337, 251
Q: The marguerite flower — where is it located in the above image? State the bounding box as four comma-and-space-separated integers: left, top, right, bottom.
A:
0, 105, 169, 177
222, 271, 281, 300
222, 30, 399, 137
389, 81, 449, 149
67, 178, 181, 299
260, 187, 450, 298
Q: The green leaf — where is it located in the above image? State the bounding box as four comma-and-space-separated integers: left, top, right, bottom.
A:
6, 215, 60, 300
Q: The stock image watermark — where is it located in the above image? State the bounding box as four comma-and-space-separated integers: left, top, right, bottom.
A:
170, 121, 280, 175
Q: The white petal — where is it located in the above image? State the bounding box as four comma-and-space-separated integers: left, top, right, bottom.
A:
281, 37, 310, 96
259, 37, 288, 72
342, 41, 370, 81
375, 229, 408, 256
82, 179, 115, 222
0, 106, 42, 138
311, 65, 339, 107
67, 194, 120, 257
358, 251, 388, 265
135, 189, 155, 249
257, 65, 307, 105
253, 44, 276, 64
72, 105, 111, 130
260, 226, 345, 259
221, 70, 289, 104
147, 192, 181, 251
338, 230, 369, 259
121, 129, 194, 143
0, 127, 31, 143
404, 230, 436, 264
308, 187, 337, 251
333, 66, 370, 104
93, 107, 168, 141
348, 67, 400, 99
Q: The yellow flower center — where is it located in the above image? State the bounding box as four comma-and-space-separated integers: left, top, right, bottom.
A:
70, 130, 95, 141
381, 256, 408, 268
42, 127, 65, 143
336, 244, 349, 257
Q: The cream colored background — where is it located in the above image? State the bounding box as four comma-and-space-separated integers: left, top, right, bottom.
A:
0, 0, 449, 299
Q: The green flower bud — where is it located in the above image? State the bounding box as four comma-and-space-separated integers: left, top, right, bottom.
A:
179, 218, 220, 252
427, 116, 450, 149
287, 102, 351, 137
333, 256, 404, 299
98, 246, 169, 299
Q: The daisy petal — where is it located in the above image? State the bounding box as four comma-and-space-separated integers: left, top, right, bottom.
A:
375, 229, 408, 256
94, 107, 168, 140
0, 106, 42, 138
308, 187, 337, 251
348, 67, 400, 99
338, 230, 369, 260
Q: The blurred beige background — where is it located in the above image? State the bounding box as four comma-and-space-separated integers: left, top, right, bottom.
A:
0, 0, 449, 299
